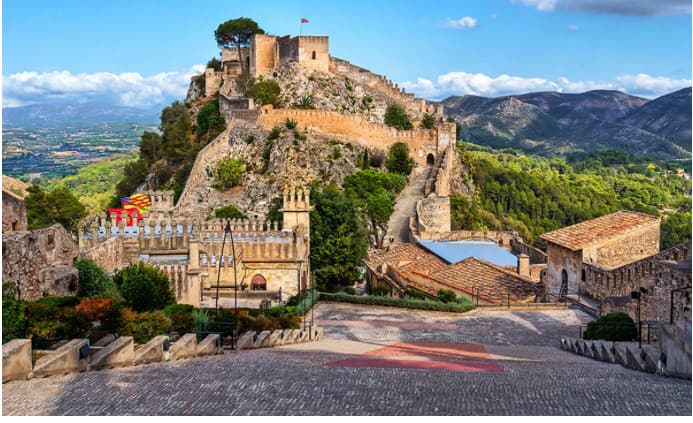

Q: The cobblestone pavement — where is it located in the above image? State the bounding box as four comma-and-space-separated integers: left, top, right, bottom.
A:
3, 303, 691, 415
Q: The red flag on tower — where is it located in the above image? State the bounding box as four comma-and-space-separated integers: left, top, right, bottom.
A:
301, 18, 309, 23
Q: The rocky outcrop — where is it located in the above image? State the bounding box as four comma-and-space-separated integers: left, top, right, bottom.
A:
2, 224, 79, 301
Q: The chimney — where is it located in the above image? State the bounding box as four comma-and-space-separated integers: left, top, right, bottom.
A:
517, 254, 530, 277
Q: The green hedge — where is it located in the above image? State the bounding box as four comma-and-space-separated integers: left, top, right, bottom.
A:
318, 292, 476, 313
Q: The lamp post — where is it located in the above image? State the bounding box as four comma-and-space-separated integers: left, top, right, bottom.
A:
214, 220, 239, 347
630, 287, 649, 349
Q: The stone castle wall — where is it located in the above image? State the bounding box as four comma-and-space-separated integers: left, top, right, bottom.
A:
582, 221, 661, 269
250, 34, 278, 76
250, 106, 455, 166
204, 69, 222, 98
582, 242, 690, 302
2, 191, 27, 232
2, 225, 79, 301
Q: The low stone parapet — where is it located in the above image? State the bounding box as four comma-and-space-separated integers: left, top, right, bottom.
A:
237, 331, 257, 350
90, 336, 134, 370
133, 335, 169, 365
93, 334, 116, 347
169, 334, 197, 360
32, 339, 89, 378
268, 330, 284, 346
196, 334, 222, 356
253, 331, 272, 348
3, 339, 32, 383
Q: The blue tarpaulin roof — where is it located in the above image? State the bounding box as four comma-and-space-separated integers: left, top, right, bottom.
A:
417, 240, 518, 267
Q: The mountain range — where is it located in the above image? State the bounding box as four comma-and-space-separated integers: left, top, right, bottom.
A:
2, 103, 159, 129
443, 87, 692, 160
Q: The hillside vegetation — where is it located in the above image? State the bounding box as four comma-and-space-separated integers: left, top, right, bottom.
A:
452, 144, 691, 248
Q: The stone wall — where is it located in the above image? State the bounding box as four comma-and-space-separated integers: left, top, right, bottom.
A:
329, 57, 444, 120
2, 191, 27, 232
586, 243, 691, 322
2, 225, 79, 301
544, 243, 583, 296
296, 36, 329, 73
250, 34, 278, 76
80, 237, 127, 272
204, 69, 222, 97
253, 106, 455, 166
582, 221, 660, 269
415, 196, 451, 234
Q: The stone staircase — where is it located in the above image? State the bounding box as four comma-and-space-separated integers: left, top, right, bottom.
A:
560, 337, 661, 374
384, 166, 429, 246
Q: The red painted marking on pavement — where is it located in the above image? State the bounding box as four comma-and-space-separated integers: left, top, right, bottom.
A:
324, 357, 504, 373
314, 319, 457, 331
364, 342, 492, 361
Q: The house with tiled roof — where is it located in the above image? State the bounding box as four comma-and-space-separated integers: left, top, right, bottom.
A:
539, 210, 660, 299
364, 242, 539, 304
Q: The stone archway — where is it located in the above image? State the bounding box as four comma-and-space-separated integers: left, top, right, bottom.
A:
251, 274, 267, 291
426, 153, 435, 166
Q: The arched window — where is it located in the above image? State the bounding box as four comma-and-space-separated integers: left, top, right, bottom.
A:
311, 50, 317, 60
251, 274, 267, 291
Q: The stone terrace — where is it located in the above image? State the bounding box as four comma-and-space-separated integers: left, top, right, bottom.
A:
3, 303, 691, 415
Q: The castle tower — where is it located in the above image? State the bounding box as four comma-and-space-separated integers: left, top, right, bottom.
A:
280, 187, 313, 235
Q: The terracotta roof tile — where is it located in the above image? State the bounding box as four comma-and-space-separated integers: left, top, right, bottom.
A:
364, 243, 448, 275
539, 211, 659, 251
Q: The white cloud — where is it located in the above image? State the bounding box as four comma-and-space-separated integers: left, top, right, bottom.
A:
567, 24, 579, 31
401, 71, 691, 100
2, 65, 205, 108
445, 16, 478, 29
512, 0, 691, 16
512, 0, 558, 12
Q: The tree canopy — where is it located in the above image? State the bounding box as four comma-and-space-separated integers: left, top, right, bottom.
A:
384, 104, 413, 130
214, 17, 264, 74
385, 142, 415, 175
247, 79, 281, 106
25, 185, 86, 234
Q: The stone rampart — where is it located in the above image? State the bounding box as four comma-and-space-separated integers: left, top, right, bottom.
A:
2, 225, 79, 301
3, 339, 32, 383
254, 106, 454, 166
2, 190, 27, 232
329, 57, 444, 119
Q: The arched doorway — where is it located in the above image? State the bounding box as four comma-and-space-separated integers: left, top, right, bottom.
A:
251, 274, 267, 291
311, 50, 317, 60
559, 269, 568, 300
426, 153, 435, 166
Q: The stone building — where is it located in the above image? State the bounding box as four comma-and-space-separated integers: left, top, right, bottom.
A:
2, 176, 29, 232
364, 243, 540, 304
79, 187, 312, 307
540, 210, 691, 322
540, 211, 661, 298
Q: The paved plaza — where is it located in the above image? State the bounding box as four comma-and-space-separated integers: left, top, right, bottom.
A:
2, 303, 691, 415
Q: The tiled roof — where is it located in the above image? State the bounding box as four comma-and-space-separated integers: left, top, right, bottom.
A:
2, 175, 30, 200
366, 243, 537, 305
539, 211, 659, 251
364, 243, 448, 275
426, 258, 537, 304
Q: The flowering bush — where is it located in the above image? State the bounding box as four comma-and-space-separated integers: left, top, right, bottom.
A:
75, 298, 113, 321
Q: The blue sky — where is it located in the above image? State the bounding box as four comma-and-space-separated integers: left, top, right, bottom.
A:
2, 0, 691, 108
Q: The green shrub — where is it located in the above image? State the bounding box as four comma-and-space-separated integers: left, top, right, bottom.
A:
163, 304, 196, 334
213, 205, 245, 220
437, 289, 457, 303
582, 312, 637, 341
293, 94, 316, 109
267, 126, 282, 141
419, 113, 437, 129
114, 263, 176, 312
2, 284, 26, 343
320, 292, 476, 313
342, 286, 356, 295
35, 296, 80, 308
243, 134, 256, 144
162, 304, 195, 317
370, 285, 390, 297
332, 147, 342, 160
120, 309, 172, 344
214, 158, 245, 189
405, 288, 425, 300
75, 259, 119, 299
384, 104, 413, 130
386, 142, 415, 175
248, 79, 281, 106
285, 118, 298, 129
25, 301, 90, 343
296, 289, 320, 315
293, 129, 307, 141
193, 309, 210, 333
